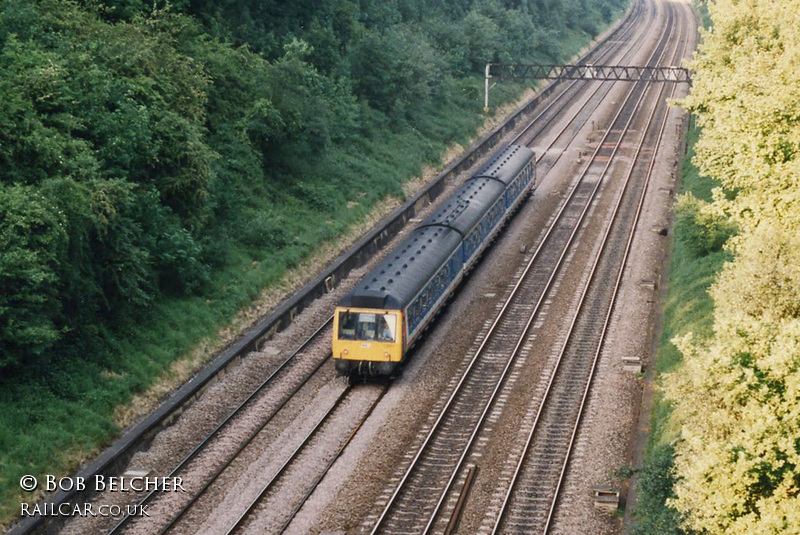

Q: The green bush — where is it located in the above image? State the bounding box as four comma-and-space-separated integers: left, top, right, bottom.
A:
674, 193, 735, 259
0, 185, 66, 368
632, 443, 686, 535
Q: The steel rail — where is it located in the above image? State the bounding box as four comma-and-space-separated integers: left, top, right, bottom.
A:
423, 7, 679, 534
490, 4, 690, 533
275, 385, 388, 534
222, 383, 387, 535
540, 8, 694, 534
109, 318, 333, 535
222, 384, 352, 535
368, 5, 669, 533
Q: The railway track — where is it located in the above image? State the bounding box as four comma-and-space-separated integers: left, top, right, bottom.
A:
148, 3, 671, 534
365, 1, 688, 533
491, 8, 693, 535
219, 383, 387, 535
106, 320, 336, 535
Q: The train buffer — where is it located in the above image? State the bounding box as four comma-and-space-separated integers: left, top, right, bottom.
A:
590, 485, 621, 511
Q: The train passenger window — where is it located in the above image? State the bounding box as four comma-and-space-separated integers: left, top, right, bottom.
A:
339, 312, 397, 342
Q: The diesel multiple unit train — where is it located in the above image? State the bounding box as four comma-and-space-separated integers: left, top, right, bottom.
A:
332, 144, 536, 376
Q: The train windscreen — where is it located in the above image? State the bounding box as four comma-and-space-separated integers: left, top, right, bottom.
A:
338, 311, 397, 342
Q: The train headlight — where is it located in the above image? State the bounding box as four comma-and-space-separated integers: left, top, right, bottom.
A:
342, 349, 349, 356
384, 350, 391, 359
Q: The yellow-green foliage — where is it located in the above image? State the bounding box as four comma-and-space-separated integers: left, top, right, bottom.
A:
665, 1, 800, 533
682, 0, 800, 234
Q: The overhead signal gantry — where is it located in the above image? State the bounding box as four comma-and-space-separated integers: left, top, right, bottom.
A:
484, 63, 692, 111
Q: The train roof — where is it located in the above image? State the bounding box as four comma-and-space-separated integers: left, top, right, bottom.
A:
418, 144, 534, 236
420, 177, 505, 236
339, 226, 462, 310
474, 144, 535, 185
336, 144, 534, 312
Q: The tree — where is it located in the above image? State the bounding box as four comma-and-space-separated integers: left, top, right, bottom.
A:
666, 1, 800, 533
665, 224, 800, 535
349, 25, 441, 116
0, 185, 66, 368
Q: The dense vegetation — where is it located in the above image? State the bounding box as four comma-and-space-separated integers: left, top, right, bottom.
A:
636, 0, 800, 533
0, 0, 627, 524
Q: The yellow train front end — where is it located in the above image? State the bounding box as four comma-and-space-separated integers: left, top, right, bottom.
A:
332, 307, 404, 376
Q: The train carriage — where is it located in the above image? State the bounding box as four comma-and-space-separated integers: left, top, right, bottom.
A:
333, 145, 536, 376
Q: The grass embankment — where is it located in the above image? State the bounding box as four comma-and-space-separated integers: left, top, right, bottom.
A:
630, 123, 729, 534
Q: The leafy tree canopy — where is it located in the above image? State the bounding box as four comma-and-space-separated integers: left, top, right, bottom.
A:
667, 1, 800, 533
0, 0, 625, 370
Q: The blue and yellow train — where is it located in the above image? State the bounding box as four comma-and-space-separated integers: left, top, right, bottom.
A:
332, 144, 536, 376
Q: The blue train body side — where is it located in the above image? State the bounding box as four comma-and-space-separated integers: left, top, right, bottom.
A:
335, 144, 536, 375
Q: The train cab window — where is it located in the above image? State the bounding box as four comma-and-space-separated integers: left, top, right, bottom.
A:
339, 311, 397, 342
338, 311, 357, 339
